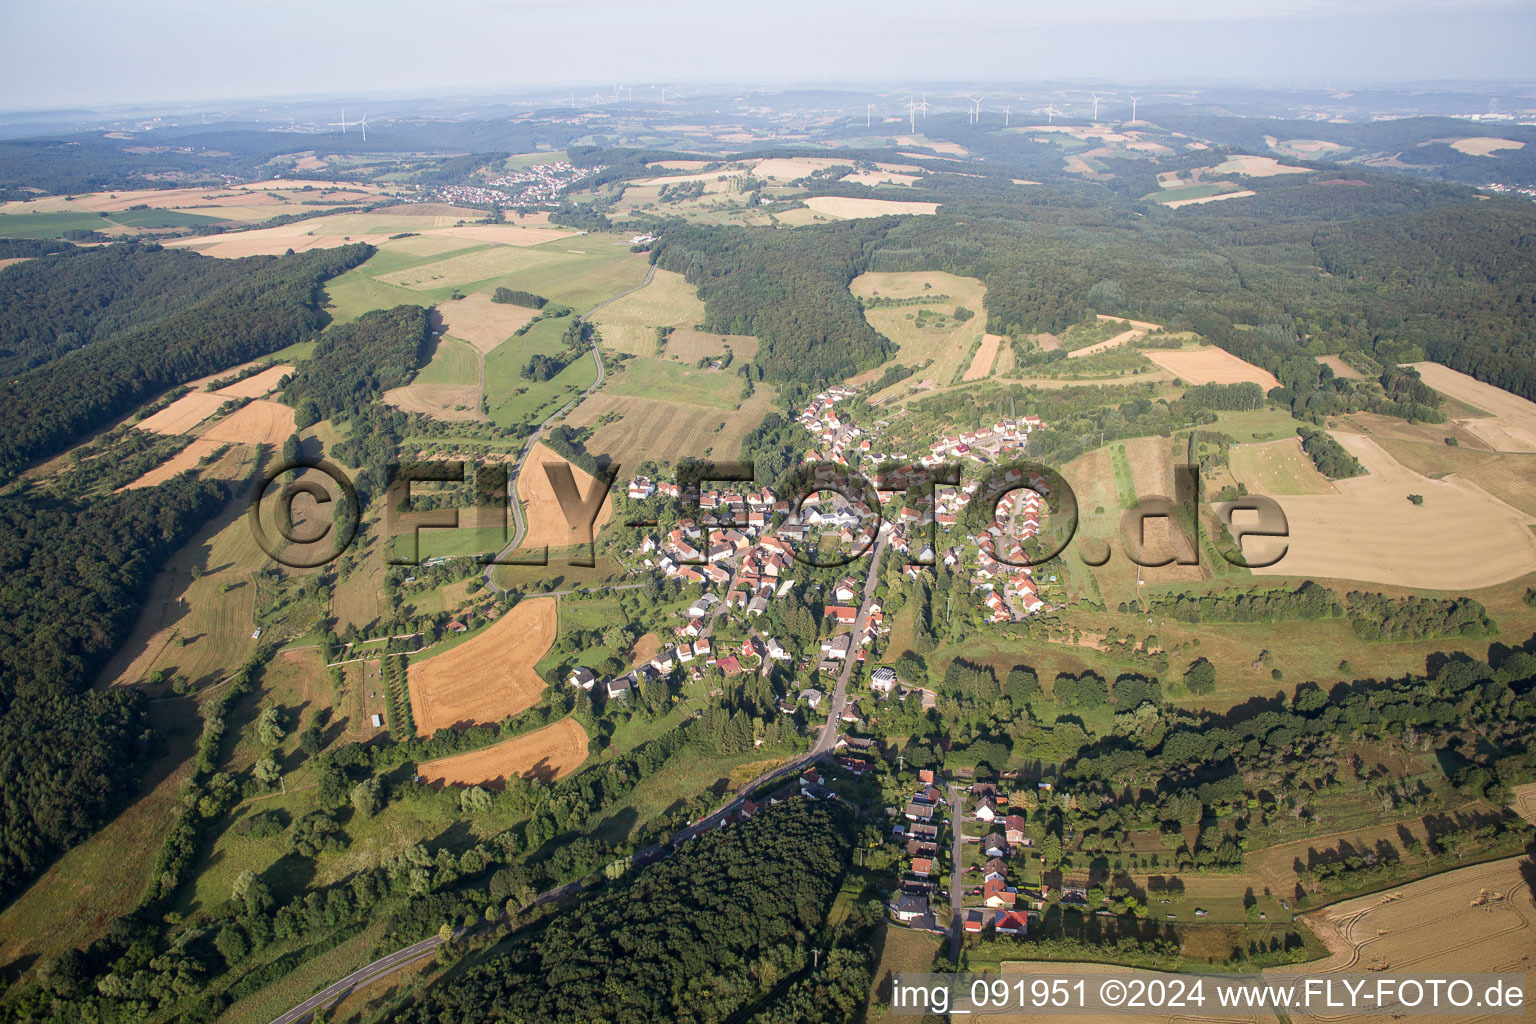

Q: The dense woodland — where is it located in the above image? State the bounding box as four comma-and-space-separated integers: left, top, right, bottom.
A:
0, 476, 227, 905
0, 243, 371, 481
284, 304, 432, 423
393, 800, 854, 1024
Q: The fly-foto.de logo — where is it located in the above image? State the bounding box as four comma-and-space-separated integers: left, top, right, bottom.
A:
247, 456, 1290, 572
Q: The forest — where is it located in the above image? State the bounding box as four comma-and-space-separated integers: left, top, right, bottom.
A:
0, 242, 373, 481
284, 304, 432, 423
0, 475, 228, 905
393, 799, 854, 1024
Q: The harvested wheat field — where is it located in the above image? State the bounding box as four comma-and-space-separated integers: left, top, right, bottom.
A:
1408, 361, 1536, 452
802, 196, 938, 220
564, 388, 778, 466
118, 439, 226, 491
1209, 154, 1311, 177
1121, 435, 1201, 580
407, 597, 557, 736
166, 218, 394, 258
424, 223, 580, 247
0, 257, 29, 272
383, 382, 482, 422
1239, 431, 1536, 589
201, 400, 296, 446
1272, 856, 1536, 989
1163, 189, 1256, 209
135, 392, 229, 435
1146, 346, 1280, 388
1229, 438, 1337, 496
435, 293, 535, 353
417, 717, 588, 787
1448, 137, 1526, 157
516, 442, 613, 550
214, 364, 293, 399
962, 334, 1004, 381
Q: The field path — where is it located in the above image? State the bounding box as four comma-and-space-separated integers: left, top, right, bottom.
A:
481, 263, 654, 588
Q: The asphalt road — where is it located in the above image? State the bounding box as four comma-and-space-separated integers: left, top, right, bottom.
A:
813, 524, 890, 756
481, 262, 655, 590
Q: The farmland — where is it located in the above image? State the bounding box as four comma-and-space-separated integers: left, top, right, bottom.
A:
564, 385, 779, 465
382, 335, 482, 421
603, 355, 744, 409
850, 270, 990, 398
1228, 438, 1338, 495
1408, 361, 1536, 452
434, 292, 536, 352
417, 717, 589, 786
514, 442, 614, 551
482, 314, 599, 428
1145, 345, 1281, 388
405, 597, 557, 736
1243, 431, 1536, 588
590, 267, 707, 355
200, 399, 297, 445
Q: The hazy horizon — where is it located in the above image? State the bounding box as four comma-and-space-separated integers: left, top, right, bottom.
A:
3, 0, 1534, 111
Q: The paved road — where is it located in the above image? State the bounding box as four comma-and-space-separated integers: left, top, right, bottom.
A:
481, 263, 655, 591
946, 782, 965, 963
813, 524, 890, 756
269, 749, 815, 1024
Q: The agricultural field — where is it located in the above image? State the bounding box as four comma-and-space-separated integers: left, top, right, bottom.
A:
662, 329, 758, 362
1163, 189, 1257, 209
1064, 315, 1161, 358
1228, 438, 1338, 495
99, 499, 266, 690
416, 717, 589, 787
962, 333, 1004, 381
405, 596, 557, 736
515, 442, 614, 551
382, 335, 482, 421
201, 399, 297, 445
850, 271, 990, 397
1407, 361, 1536, 452
1376, 438, 1536, 517
564, 385, 778, 466
1275, 855, 1535, 981
214, 364, 294, 399
1241, 431, 1536, 589
481, 314, 598, 428
135, 392, 228, 435
1207, 154, 1312, 177
590, 267, 707, 355
435, 292, 537, 352
603, 355, 744, 409
800, 196, 939, 220
1145, 345, 1281, 388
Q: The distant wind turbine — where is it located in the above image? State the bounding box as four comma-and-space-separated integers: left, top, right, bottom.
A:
1090, 92, 1102, 120
966, 96, 983, 124
867, 103, 873, 128
1003, 104, 1011, 127
1129, 95, 1142, 122
907, 97, 918, 133
1046, 103, 1058, 124
329, 108, 348, 134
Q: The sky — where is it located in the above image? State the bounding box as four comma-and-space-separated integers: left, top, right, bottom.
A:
2, 0, 1533, 109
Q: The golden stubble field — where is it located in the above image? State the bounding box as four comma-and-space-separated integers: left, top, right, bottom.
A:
417, 717, 589, 787
213, 364, 294, 399
201, 400, 297, 446
434, 293, 536, 353
406, 597, 557, 736
1239, 431, 1536, 589
850, 271, 989, 397
1145, 346, 1280, 388
1408, 361, 1536, 452
515, 442, 614, 550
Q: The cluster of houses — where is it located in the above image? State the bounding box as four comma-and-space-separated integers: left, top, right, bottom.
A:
796, 385, 861, 465
411, 160, 602, 208
961, 782, 1035, 936
892, 769, 947, 929
924, 417, 1045, 466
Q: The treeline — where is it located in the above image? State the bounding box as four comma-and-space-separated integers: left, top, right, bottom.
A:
284, 304, 432, 424
0, 242, 372, 481
0, 475, 228, 906
1147, 581, 1341, 623
1181, 381, 1267, 411
1297, 425, 1365, 479
521, 317, 591, 382
393, 799, 853, 1024
491, 286, 547, 308
651, 220, 894, 384
1346, 591, 1494, 642
0, 237, 73, 260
